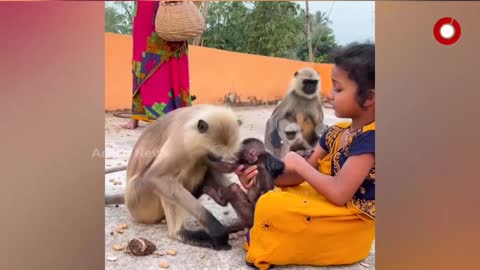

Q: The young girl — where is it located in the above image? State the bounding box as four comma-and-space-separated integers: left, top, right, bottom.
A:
235, 43, 375, 270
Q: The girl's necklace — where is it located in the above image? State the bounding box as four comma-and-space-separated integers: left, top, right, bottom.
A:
342, 126, 361, 145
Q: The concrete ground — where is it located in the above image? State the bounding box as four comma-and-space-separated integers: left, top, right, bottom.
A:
105, 105, 375, 270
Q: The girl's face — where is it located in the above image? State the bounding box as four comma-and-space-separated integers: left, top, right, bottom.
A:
329, 65, 364, 119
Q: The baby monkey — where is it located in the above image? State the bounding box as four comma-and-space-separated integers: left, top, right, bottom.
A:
197, 138, 285, 231
237, 138, 285, 205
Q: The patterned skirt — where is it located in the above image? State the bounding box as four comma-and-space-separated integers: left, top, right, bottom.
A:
244, 182, 375, 270
131, 1, 192, 122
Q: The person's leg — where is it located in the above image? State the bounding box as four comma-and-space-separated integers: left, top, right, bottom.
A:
122, 119, 138, 130
169, 43, 192, 109
122, 1, 156, 129
122, 90, 144, 130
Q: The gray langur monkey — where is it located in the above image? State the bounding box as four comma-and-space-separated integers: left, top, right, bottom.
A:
106, 105, 249, 250
282, 122, 312, 156
105, 137, 286, 239
265, 67, 328, 158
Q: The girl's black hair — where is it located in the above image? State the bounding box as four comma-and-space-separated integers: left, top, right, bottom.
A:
331, 43, 375, 108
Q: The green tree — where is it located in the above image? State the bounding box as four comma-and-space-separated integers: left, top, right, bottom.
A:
313, 11, 331, 26
104, 1, 341, 63
296, 10, 339, 63
104, 1, 134, 35
113, 1, 134, 34
201, 1, 250, 52
203, 1, 305, 59
243, 1, 304, 58
311, 25, 338, 62
105, 6, 127, 34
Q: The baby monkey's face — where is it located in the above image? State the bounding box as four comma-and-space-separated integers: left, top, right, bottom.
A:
238, 138, 285, 203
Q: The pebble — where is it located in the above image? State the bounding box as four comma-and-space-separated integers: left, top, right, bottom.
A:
360, 262, 370, 268
106, 256, 117, 262
153, 251, 166, 256
117, 224, 128, 230
166, 249, 177, 256
115, 224, 128, 234
159, 262, 169, 268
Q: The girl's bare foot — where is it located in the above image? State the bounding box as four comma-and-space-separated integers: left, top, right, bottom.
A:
122, 119, 139, 130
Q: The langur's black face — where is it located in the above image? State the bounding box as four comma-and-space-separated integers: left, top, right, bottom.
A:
302, 79, 319, 95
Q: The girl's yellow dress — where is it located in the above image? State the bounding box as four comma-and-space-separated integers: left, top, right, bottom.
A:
244, 121, 375, 270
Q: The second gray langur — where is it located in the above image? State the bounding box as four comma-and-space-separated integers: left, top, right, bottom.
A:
264, 67, 327, 158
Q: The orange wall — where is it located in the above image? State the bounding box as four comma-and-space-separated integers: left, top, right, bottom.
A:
105, 33, 133, 111
105, 33, 333, 111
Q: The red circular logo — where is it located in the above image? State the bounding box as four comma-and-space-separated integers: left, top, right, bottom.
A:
433, 17, 461, 45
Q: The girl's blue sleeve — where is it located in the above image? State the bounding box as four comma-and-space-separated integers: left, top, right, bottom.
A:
350, 131, 375, 156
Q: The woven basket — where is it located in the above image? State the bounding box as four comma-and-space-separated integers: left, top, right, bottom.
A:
155, 1, 205, 42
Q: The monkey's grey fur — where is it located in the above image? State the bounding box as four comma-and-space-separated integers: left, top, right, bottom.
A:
265, 67, 328, 158
106, 105, 246, 250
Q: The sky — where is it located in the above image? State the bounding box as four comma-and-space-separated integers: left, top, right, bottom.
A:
296, 1, 375, 45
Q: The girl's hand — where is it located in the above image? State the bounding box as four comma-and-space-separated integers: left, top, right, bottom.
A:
283, 151, 304, 174
234, 165, 258, 190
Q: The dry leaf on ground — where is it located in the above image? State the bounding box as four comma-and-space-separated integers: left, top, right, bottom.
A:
112, 244, 124, 251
